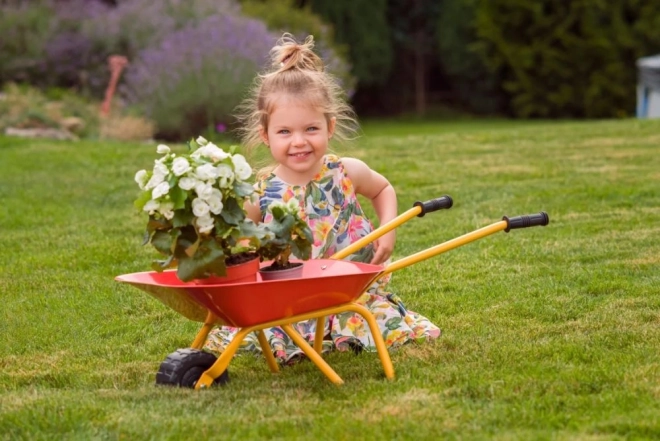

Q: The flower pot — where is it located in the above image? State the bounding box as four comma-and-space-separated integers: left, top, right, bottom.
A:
258, 262, 304, 281
192, 256, 260, 285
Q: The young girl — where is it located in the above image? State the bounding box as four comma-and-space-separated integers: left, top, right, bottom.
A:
204, 34, 440, 364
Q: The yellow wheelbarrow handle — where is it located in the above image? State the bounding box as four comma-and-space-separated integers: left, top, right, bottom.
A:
382, 212, 550, 276
330, 195, 453, 261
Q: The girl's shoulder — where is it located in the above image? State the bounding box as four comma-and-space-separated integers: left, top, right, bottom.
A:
323, 154, 343, 171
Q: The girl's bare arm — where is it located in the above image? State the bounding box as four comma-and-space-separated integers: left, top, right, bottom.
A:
342, 157, 397, 265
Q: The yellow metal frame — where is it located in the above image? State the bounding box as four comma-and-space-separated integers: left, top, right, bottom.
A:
187, 216, 510, 389
191, 303, 394, 389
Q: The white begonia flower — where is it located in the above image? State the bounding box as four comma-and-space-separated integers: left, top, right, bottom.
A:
156, 144, 171, 154
231, 154, 252, 180
145, 160, 169, 189
153, 161, 169, 176
195, 163, 218, 181
152, 181, 170, 199
171, 157, 191, 176
194, 181, 214, 200
143, 199, 160, 214
145, 173, 164, 191
192, 198, 210, 217
134, 169, 148, 190
196, 214, 215, 234
215, 164, 234, 188
207, 190, 224, 215
178, 176, 197, 191
196, 136, 209, 146
205, 143, 231, 162
209, 188, 222, 200
159, 201, 175, 220
286, 198, 300, 213
191, 144, 230, 163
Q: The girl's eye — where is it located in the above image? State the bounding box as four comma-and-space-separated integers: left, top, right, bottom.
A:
277, 129, 289, 134
306, 126, 318, 132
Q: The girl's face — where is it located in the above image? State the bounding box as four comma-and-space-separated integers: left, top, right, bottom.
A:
260, 95, 336, 185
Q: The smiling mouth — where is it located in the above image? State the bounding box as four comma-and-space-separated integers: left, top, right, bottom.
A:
289, 152, 311, 157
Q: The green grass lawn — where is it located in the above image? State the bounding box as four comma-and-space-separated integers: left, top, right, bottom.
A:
1, 118, 659, 440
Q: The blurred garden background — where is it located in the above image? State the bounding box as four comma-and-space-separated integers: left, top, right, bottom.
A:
2, 0, 660, 142
2, 1, 660, 439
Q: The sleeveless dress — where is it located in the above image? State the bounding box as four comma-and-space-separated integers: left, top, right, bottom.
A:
203, 155, 440, 364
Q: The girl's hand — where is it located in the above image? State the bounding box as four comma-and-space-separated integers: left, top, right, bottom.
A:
370, 231, 395, 265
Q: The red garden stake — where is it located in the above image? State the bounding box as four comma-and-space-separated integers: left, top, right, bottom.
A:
100, 55, 128, 116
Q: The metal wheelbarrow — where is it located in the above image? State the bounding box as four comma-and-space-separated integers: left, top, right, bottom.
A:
116, 196, 549, 389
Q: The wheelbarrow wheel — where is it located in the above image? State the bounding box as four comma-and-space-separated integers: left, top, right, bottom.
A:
155, 348, 229, 388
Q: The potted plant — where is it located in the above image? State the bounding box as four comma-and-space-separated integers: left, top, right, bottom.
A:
257, 199, 314, 280
134, 137, 313, 283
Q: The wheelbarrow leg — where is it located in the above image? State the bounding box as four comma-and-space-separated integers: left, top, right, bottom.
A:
190, 310, 218, 350
346, 303, 395, 380
281, 324, 344, 385
256, 330, 280, 373
313, 317, 326, 354
195, 327, 252, 390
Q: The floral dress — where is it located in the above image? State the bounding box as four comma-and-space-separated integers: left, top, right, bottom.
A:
203, 155, 441, 364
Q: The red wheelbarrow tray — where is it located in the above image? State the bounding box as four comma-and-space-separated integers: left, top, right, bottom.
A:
116, 259, 383, 328
115, 259, 384, 328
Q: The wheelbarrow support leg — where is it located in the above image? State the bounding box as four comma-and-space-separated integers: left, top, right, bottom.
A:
190, 310, 218, 350
281, 324, 344, 385
347, 303, 395, 380
195, 327, 253, 390
314, 317, 325, 354
256, 330, 280, 373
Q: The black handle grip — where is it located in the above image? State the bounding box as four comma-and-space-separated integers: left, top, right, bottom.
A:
413, 195, 453, 217
502, 212, 549, 232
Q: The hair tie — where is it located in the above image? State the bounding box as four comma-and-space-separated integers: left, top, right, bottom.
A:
281, 53, 293, 66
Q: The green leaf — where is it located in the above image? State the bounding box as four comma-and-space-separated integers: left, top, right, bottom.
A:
151, 254, 174, 271
150, 230, 174, 255
233, 181, 255, 198
184, 236, 200, 257
146, 216, 170, 234
219, 197, 246, 225
141, 229, 150, 246
176, 237, 226, 281
239, 220, 269, 242
172, 210, 194, 229
266, 215, 294, 237
168, 185, 187, 210
134, 191, 152, 211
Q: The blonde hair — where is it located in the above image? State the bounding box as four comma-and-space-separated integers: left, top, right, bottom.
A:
235, 33, 358, 170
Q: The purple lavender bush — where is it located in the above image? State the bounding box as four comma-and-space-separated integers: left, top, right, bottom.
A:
0, 1, 61, 86
120, 13, 278, 140
0, 0, 113, 92
80, 0, 241, 60
1, 0, 354, 141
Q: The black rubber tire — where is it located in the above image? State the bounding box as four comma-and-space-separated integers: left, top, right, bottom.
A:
155, 348, 229, 388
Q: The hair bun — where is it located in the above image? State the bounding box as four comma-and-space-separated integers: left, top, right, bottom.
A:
271, 34, 324, 73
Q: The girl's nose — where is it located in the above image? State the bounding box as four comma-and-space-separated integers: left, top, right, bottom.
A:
291, 132, 305, 147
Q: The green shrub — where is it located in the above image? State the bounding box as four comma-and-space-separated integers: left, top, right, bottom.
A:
436, 0, 507, 115
303, 0, 391, 88
0, 83, 98, 136
471, 0, 660, 118
0, 83, 154, 141
0, 1, 58, 86
240, 0, 355, 95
